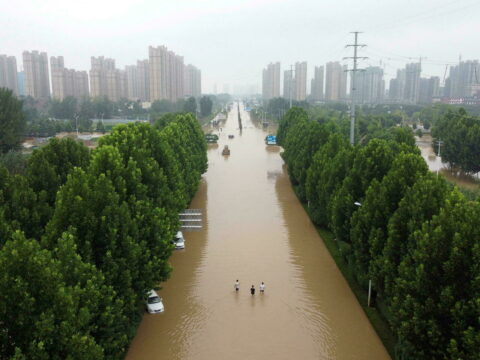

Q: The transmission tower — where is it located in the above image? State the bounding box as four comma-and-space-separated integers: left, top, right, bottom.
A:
344, 32, 368, 145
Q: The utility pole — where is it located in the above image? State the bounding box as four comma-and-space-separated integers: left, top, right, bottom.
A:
344, 32, 367, 145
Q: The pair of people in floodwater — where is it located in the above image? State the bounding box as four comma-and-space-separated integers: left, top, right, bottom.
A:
234, 280, 265, 295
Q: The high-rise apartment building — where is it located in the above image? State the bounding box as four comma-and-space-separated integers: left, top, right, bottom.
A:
0, 55, 19, 95
354, 66, 384, 104
310, 66, 324, 101
404, 63, 421, 104
294, 62, 307, 101
262, 62, 280, 100
283, 69, 294, 101
23, 50, 50, 99
90, 56, 125, 101
51, 57, 90, 100
388, 69, 406, 102
149, 46, 186, 102
50, 56, 65, 99
17, 72, 25, 96
445, 60, 479, 98
325, 62, 347, 101
184, 64, 201, 98
419, 76, 440, 103
137, 60, 150, 101
125, 60, 150, 101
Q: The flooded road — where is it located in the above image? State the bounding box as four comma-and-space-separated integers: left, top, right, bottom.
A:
126, 104, 390, 360
417, 135, 480, 189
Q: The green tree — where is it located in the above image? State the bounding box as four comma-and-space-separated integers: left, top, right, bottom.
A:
0, 232, 106, 359
184, 96, 197, 114
330, 139, 395, 242
0, 88, 26, 154
26, 137, 90, 206
306, 133, 352, 227
349, 152, 428, 282
200, 96, 213, 117
391, 190, 480, 359
380, 173, 449, 299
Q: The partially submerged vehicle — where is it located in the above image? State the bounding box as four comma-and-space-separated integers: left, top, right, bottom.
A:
205, 133, 219, 143
265, 134, 277, 145
172, 231, 185, 249
146, 290, 164, 314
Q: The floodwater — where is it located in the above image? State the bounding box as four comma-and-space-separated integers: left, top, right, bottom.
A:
416, 135, 479, 189
126, 104, 390, 360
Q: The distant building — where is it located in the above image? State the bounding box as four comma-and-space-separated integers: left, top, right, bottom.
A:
310, 66, 324, 101
262, 62, 280, 100
184, 64, 201, 98
90, 56, 126, 101
149, 45, 186, 102
125, 60, 150, 101
283, 69, 294, 101
294, 61, 307, 101
419, 76, 440, 104
444, 60, 479, 98
17, 71, 25, 96
51, 57, 89, 101
354, 66, 384, 104
23, 50, 50, 99
388, 69, 406, 102
325, 61, 347, 101
404, 62, 421, 104
0, 55, 19, 95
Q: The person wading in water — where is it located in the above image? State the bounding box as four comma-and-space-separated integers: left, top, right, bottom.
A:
250, 285, 255, 295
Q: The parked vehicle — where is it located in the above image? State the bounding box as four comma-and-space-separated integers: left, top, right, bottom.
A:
146, 290, 164, 314
172, 231, 185, 249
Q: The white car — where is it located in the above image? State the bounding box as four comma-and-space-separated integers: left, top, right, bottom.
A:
146, 290, 164, 314
172, 231, 185, 249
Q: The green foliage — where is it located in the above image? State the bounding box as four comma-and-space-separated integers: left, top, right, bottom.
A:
49, 96, 78, 119
26, 137, 91, 206
390, 190, 480, 359
306, 133, 352, 227
276, 107, 309, 145
0, 115, 207, 358
200, 96, 213, 117
432, 108, 480, 174
184, 96, 197, 114
0, 232, 117, 359
0, 151, 27, 175
0, 88, 26, 154
278, 105, 480, 359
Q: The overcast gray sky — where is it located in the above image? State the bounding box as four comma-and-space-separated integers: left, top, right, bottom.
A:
2, 0, 479, 93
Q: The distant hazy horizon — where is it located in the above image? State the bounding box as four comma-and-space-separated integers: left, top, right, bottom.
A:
2, 0, 479, 93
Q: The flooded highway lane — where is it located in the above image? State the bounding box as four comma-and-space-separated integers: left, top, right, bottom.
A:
126, 104, 390, 360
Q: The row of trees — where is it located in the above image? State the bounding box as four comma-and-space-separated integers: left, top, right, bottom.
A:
278, 107, 479, 359
0, 113, 207, 359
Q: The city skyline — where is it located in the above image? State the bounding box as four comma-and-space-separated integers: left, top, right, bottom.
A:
1, 0, 479, 93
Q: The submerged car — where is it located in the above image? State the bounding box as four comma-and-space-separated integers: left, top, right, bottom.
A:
172, 231, 185, 249
146, 290, 164, 314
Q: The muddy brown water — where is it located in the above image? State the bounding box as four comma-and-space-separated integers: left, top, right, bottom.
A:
126, 104, 390, 360
416, 135, 480, 189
